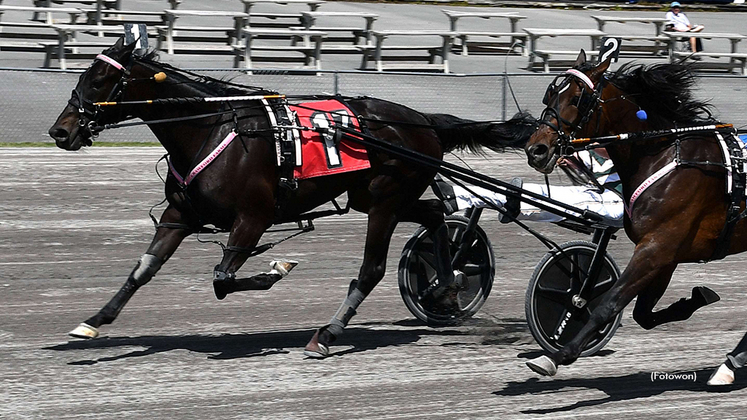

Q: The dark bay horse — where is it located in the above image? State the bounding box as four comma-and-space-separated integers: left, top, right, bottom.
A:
523, 51, 743, 376
49, 38, 537, 357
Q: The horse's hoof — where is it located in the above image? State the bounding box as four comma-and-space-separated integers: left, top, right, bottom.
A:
441, 288, 463, 314
707, 363, 735, 386
693, 286, 720, 306
213, 280, 230, 300
69, 323, 99, 339
303, 330, 329, 359
526, 355, 557, 376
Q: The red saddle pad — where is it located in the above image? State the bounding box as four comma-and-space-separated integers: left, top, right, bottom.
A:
290, 100, 371, 180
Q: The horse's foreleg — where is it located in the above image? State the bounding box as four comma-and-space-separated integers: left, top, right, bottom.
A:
527, 242, 673, 375
304, 201, 402, 358
211, 214, 279, 300
69, 206, 191, 339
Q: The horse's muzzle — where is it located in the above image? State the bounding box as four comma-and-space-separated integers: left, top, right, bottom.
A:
525, 143, 558, 174
49, 109, 92, 151
49, 124, 89, 150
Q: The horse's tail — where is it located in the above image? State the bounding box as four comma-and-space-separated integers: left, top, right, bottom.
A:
424, 111, 538, 154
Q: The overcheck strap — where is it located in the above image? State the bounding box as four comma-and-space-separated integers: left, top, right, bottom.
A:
565, 69, 595, 91
95, 54, 127, 73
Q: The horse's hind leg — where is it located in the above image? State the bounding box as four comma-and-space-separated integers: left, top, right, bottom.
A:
304, 200, 401, 358
304, 198, 455, 358
69, 206, 191, 339
633, 264, 720, 330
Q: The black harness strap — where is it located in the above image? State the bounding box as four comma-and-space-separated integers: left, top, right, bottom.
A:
273, 99, 299, 184
710, 130, 747, 261
263, 98, 300, 222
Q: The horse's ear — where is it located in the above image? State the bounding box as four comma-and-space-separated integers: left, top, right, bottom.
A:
126, 41, 137, 55
590, 55, 612, 81
113, 36, 126, 50
109, 36, 137, 63
574, 49, 587, 67
112, 36, 137, 53
122, 37, 137, 54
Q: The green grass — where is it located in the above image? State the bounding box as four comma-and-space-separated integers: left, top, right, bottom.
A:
0, 142, 162, 147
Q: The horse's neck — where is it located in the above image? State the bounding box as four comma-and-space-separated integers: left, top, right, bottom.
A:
129, 63, 222, 165
606, 143, 638, 187
593, 94, 662, 199
596, 86, 649, 138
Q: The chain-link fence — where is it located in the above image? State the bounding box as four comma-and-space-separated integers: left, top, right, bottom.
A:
2, 68, 745, 144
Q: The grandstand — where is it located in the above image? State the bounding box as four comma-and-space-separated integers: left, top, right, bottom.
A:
0, 0, 744, 73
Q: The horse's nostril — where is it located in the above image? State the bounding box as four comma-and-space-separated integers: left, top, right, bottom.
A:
49, 127, 69, 141
530, 144, 548, 158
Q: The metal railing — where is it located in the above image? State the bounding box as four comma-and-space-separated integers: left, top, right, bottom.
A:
2, 67, 744, 144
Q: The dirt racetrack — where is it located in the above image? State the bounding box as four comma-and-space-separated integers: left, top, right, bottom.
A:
2, 147, 747, 419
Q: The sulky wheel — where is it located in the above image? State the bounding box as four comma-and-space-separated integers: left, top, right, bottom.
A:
398, 215, 495, 327
525, 240, 622, 357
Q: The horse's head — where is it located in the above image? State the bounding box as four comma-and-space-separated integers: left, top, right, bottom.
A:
49, 37, 137, 150
525, 50, 611, 174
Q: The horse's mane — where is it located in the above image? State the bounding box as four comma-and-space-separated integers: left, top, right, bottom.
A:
590, 62, 716, 128
128, 49, 277, 98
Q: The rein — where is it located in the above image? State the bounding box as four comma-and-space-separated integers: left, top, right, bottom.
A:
567, 123, 739, 217
93, 95, 509, 133
569, 123, 735, 150
93, 93, 286, 107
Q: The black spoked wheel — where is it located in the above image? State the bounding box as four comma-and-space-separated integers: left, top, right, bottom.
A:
398, 215, 495, 326
525, 240, 622, 357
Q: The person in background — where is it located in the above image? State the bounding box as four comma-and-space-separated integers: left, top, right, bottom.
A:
665, 2, 705, 58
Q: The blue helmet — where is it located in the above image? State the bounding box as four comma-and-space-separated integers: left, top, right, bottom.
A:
671, 1, 681, 8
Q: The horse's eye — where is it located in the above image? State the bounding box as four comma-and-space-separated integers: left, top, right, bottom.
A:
91, 77, 107, 90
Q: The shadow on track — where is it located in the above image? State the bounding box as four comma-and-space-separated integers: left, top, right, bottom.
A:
44, 325, 469, 365
515, 349, 616, 359
394, 317, 533, 346
494, 368, 747, 413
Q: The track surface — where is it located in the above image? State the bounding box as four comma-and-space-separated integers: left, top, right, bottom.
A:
2, 147, 747, 419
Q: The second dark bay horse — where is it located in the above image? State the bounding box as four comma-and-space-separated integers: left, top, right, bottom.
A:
49, 38, 537, 357
524, 51, 743, 376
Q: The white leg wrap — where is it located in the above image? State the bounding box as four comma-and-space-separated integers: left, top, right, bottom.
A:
131, 254, 162, 286
267, 260, 299, 277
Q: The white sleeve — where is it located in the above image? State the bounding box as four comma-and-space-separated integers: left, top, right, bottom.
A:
681, 13, 691, 27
